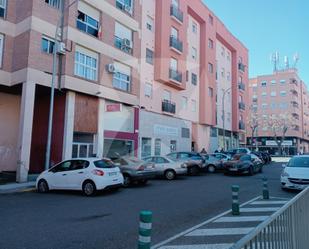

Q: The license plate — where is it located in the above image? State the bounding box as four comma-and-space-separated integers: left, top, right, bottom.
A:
109, 172, 117, 176
229, 168, 238, 171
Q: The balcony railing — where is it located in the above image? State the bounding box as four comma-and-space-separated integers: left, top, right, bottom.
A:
239, 121, 245, 130
169, 68, 182, 83
170, 36, 183, 52
238, 82, 246, 91
162, 100, 176, 114
170, 4, 183, 23
238, 62, 245, 72
239, 102, 246, 110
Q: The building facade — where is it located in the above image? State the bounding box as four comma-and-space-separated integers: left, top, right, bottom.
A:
247, 69, 309, 155
0, 0, 248, 182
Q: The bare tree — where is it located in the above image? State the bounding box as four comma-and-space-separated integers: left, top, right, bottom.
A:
247, 111, 260, 148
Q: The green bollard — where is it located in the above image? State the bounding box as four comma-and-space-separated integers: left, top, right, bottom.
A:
138, 211, 152, 249
232, 185, 240, 215
263, 177, 269, 200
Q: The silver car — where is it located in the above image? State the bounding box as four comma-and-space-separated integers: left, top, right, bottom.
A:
206, 153, 231, 173
143, 156, 188, 180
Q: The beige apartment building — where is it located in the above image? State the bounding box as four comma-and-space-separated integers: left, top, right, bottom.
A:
247, 69, 309, 155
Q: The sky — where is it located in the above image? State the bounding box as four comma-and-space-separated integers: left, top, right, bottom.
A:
203, 0, 309, 84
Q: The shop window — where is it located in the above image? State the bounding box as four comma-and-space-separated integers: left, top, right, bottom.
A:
181, 128, 190, 138
154, 139, 161, 156
104, 139, 133, 159
72, 133, 95, 158
170, 140, 177, 152
142, 138, 151, 157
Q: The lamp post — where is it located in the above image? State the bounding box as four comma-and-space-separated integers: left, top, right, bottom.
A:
45, 0, 78, 170
222, 87, 231, 151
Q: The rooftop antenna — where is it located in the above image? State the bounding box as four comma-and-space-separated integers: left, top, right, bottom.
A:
293, 53, 299, 68
270, 52, 279, 72
284, 56, 289, 69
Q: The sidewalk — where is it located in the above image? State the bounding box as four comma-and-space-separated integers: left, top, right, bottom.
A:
0, 181, 36, 194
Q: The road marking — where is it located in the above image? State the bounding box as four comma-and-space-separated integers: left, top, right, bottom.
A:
185, 227, 254, 236
214, 216, 269, 223
240, 207, 280, 212
158, 244, 234, 249
251, 200, 287, 205
150, 196, 261, 249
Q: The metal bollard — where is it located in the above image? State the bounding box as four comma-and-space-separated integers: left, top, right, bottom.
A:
138, 210, 152, 249
232, 185, 240, 215
263, 177, 269, 200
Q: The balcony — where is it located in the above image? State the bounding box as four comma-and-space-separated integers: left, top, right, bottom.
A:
162, 100, 176, 114
291, 101, 299, 108
170, 36, 183, 53
239, 102, 246, 110
239, 121, 245, 130
238, 63, 245, 72
290, 89, 298, 96
238, 82, 246, 91
170, 4, 183, 23
169, 68, 182, 83
290, 78, 298, 86
292, 113, 300, 120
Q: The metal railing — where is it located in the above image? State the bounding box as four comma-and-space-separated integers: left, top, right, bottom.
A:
232, 187, 309, 249
170, 36, 183, 52
170, 4, 183, 23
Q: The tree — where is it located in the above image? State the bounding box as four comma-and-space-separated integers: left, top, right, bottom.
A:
247, 111, 260, 148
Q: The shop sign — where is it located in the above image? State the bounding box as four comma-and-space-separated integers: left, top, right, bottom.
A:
266, 140, 292, 146
154, 124, 178, 136
106, 103, 121, 112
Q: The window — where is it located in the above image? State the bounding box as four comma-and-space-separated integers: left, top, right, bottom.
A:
72, 133, 95, 158
209, 14, 213, 25
113, 62, 131, 92
208, 87, 213, 97
44, 0, 60, 9
144, 83, 152, 97
280, 79, 286, 84
146, 48, 153, 64
221, 68, 225, 78
261, 92, 267, 97
172, 0, 179, 7
280, 91, 287, 97
192, 22, 197, 33
221, 46, 225, 57
154, 139, 161, 156
74, 46, 98, 81
261, 81, 267, 87
261, 103, 268, 109
163, 90, 171, 101
0, 33, 4, 67
270, 91, 276, 97
41, 37, 55, 54
210, 127, 217, 137
171, 26, 178, 38
170, 140, 177, 152
191, 99, 196, 112
191, 73, 197, 85
208, 63, 213, 73
271, 79, 276, 85
116, 0, 133, 14
227, 51, 231, 61
182, 96, 188, 110
280, 103, 288, 109
192, 47, 197, 60
170, 58, 178, 70
115, 22, 133, 54
141, 138, 152, 158
271, 103, 276, 109
146, 15, 154, 31
181, 128, 190, 138
77, 2, 99, 37
208, 39, 213, 49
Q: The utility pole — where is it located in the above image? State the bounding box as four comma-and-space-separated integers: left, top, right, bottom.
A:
222, 87, 231, 151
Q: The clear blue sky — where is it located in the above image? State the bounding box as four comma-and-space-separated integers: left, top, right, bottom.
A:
203, 0, 309, 84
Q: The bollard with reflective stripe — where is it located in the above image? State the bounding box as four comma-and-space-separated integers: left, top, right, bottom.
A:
232, 185, 240, 215
263, 177, 269, 200
138, 211, 152, 249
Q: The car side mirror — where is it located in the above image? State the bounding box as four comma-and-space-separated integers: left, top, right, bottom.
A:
282, 163, 286, 168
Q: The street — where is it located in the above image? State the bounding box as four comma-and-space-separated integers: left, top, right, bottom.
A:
0, 162, 297, 249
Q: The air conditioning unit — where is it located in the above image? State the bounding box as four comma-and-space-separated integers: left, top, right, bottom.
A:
106, 64, 115, 73
125, 5, 132, 13
57, 42, 66, 55
122, 38, 132, 48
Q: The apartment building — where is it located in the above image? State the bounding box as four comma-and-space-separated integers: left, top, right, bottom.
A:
247, 69, 309, 155
139, 0, 248, 157
0, 0, 142, 182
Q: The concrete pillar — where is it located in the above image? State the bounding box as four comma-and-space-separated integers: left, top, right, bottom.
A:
62, 91, 75, 160
16, 82, 36, 183
97, 98, 105, 158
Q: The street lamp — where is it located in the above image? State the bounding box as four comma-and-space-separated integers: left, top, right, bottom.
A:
45, 0, 78, 170
222, 87, 231, 151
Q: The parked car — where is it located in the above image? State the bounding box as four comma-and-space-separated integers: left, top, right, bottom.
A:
223, 153, 263, 175
281, 155, 309, 190
112, 156, 157, 187
143, 156, 188, 180
251, 151, 266, 164
261, 152, 272, 163
36, 158, 123, 196
166, 152, 206, 175
226, 148, 251, 156
206, 153, 232, 173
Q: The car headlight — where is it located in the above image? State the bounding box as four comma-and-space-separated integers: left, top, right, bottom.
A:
281, 171, 289, 177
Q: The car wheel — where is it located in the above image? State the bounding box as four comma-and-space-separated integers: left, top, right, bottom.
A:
248, 166, 254, 176
82, 181, 96, 196
165, 170, 176, 180
188, 166, 199, 176
138, 179, 148, 185
207, 165, 216, 173
123, 174, 132, 187
37, 179, 49, 193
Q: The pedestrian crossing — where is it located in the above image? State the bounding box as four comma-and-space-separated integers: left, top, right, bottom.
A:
152, 197, 289, 249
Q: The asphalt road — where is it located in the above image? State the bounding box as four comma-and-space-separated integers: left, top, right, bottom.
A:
0, 162, 297, 249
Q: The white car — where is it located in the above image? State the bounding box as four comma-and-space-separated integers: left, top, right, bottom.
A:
143, 156, 188, 180
281, 155, 309, 190
36, 158, 124, 196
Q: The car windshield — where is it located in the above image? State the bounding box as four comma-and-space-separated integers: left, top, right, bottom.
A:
288, 157, 309, 168
94, 159, 116, 168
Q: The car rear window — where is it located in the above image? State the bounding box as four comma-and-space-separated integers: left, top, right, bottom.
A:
288, 157, 309, 168
94, 159, 116, 168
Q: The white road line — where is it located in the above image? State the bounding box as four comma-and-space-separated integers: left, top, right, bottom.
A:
185, 227, 254, 236
158, 244, 234, 249
214, 216, 269, 223
151, 196, 261, 249
240, 207, 280, 212
251, 200, 287, 205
